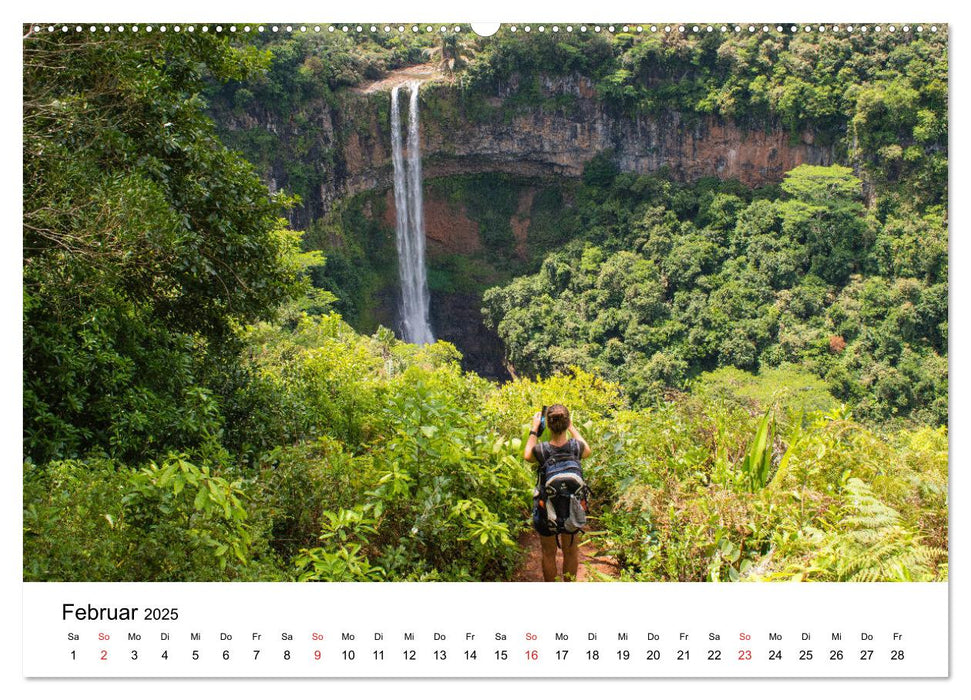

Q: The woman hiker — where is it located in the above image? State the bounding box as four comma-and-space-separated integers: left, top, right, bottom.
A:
524, 404, 592, 581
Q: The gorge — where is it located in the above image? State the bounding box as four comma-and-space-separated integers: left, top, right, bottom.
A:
213, 67, 834, 379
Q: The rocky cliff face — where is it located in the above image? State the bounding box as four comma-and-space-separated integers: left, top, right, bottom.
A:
417, 74, 832, 188
216, 71, 833, 231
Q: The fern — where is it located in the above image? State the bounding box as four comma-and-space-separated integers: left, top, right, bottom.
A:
812, 477, 940, 582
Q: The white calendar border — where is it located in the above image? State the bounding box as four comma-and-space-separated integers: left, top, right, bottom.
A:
4, 0, 963, 696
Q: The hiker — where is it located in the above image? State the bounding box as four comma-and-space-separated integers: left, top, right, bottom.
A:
524, 404, 592, 582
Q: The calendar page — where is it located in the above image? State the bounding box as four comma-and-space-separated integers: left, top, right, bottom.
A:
18, 0, 955, 691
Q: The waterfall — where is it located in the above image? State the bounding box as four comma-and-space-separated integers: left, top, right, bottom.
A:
390, 81, 434, 346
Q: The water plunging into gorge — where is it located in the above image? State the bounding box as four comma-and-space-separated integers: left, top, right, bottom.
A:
390, 81, 434, 346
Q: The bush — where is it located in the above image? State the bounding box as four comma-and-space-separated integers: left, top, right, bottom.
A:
23, 456, 275, 581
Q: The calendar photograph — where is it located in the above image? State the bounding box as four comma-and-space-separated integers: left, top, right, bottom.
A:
23, 21, 948, 590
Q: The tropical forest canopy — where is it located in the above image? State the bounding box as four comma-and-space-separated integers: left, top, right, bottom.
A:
23, 25, 947, 583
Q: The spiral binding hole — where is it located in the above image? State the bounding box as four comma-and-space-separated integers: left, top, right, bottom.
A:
28, 22, 942, 37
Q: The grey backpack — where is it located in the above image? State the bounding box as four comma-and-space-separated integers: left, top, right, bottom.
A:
535, 440, 590, 535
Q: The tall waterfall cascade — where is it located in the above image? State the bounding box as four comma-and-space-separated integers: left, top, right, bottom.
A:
390, 82, 434, 346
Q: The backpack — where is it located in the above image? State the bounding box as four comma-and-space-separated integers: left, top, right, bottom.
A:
533, 439, 591, 536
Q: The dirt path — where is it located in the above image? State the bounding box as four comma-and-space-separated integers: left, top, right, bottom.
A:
511, 529, 620, 582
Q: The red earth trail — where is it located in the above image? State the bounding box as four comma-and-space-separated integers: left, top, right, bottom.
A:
512, 528, 620, 582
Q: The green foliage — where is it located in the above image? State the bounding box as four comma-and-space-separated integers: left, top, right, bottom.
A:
255, 438, 374, 559
693, 366, 836, 417
739, 412, 775, 492
780, 164, 861, 203
773, 477, 943, 582
24, 456, 266, 581
583, 396, 947, 583
23, 30, 305, 463
219, 315, 531, 581
301, 192, 397, 330
201, 26, 947, 430
215, 27, 444, 110
483, 165, 946, 426
582, 152, 621, 189
24, 304, 948, 582
776, 165, 866, 285
295, 507, 387, 582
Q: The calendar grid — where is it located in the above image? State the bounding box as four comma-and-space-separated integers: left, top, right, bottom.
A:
24, 582, 948, 678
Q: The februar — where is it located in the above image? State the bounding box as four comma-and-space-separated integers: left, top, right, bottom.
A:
62, 603, 139, 621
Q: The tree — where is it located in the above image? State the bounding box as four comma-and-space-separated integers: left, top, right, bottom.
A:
23, 28, 304, 462
777, 165, 866, 285
780, 164, 863, 205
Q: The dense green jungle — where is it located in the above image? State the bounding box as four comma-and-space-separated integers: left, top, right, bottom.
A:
24, 24, 947, 582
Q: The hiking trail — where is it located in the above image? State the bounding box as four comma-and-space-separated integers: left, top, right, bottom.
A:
511, 529, 620, 582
